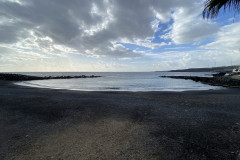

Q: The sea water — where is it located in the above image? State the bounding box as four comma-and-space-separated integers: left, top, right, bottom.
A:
14, 72, 223, 92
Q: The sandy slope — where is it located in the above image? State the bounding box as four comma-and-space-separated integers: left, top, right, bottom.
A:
1, 80, 240, 160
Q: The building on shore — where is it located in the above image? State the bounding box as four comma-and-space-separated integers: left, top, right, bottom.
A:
232, 66, 240, 73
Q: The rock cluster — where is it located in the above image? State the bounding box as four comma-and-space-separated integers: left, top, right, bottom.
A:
160, 75, 240, 88
0, 73, 101, 81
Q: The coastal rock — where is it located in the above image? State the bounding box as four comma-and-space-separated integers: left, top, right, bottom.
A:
212, 72, 226, 77
0, 73, 101, 81
160, 75, 240, 88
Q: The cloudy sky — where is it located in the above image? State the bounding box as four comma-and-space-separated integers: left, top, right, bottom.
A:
0, 0, 239, 72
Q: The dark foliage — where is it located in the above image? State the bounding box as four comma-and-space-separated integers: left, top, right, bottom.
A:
203, 0, 240, 19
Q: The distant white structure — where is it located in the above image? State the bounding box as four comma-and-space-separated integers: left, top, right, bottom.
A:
232, 66, 240, 73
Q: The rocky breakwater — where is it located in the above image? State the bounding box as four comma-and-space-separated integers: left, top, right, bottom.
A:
160, 74, 240, 88
0, 73, 101, 81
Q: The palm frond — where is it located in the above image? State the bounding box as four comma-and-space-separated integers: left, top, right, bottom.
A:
203, 0, 240, 19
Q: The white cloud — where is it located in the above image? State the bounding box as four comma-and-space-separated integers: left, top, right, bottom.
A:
0, 0, 203, 58
120, 38, 170, 50
162, 2, 219, 44
0, 0, 239, 71
203, 22, 240, 52
149, 49, 240, 71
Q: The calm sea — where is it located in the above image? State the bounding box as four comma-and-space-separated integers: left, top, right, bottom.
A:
14, 72, 222, 92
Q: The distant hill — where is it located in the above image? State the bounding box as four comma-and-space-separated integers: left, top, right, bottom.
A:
164, 66, 237, 72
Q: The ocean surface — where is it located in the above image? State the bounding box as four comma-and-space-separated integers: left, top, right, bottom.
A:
14, 72, 223, 92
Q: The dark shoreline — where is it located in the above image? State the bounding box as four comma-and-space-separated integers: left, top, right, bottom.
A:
1, 81, 240, 159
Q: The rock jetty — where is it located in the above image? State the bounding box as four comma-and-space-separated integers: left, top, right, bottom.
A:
0, 73, 101, 81
160, 75, 240, 88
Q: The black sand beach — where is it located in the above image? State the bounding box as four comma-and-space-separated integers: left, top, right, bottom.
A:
1, 80, 240, 160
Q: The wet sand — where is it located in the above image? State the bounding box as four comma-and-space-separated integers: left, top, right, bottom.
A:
1, 80, 240, 159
